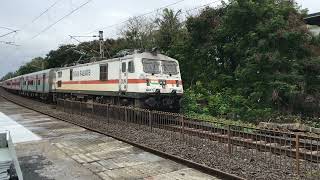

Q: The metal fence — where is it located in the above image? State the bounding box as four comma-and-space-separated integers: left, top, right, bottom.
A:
57, 99, 320, 179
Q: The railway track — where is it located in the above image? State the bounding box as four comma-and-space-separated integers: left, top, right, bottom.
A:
127, 108, 318, 162
58, 98, 320, 164
114, 107, 320, 164
2, 88, 320, 179
0, 91, 243, 180
163, 123, 320, 163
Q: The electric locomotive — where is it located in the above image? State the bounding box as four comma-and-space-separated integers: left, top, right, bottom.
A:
1, 50, 183, 111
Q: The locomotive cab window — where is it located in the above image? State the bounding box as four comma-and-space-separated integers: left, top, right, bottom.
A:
70, 69, 73, 80
128, 61, 134, 73
100, 64, 108, 81
142, 59, 160, 74
122, 62, 126, 73
162, 61, 178, 75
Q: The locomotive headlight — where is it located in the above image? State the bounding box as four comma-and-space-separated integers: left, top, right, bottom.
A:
139, 74, 146, 79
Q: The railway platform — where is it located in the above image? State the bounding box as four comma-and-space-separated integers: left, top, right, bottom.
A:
0, 97, 219, 180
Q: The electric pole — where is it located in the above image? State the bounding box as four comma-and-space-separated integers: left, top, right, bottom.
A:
99, 31, 104, 58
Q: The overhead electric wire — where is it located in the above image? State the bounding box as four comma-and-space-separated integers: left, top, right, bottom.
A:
30, 0, 93, 40
0, 26, 17, 31
1, 0, 61, 46
1, 0, 61, 43
21, 0, 63, 29
185, 0, 220, 13
0, 30, 19, 38
86, 0, 187, 34
73, 0, 221, 59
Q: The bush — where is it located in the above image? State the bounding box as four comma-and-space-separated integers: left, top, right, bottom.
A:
182, 86, 275, 124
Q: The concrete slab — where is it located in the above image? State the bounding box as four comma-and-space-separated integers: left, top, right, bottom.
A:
0, 112, 41, 143
0, 148, 11, 162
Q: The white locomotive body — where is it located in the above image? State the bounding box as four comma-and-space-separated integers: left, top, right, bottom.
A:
55, 52, 183, 110
1, 51, 183, 111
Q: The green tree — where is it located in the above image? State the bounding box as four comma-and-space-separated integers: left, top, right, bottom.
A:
155, 8, 183, 52
121, 16, 157, 49
17, 57, 47, 75
46, 44, 82, 68
177, 0, 320, 119
1, 72, 17, 81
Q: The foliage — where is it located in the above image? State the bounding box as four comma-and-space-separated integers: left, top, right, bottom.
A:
120, 16, 157, 50
1, 72, 17, 81
178, 0, 320, 120
46, 44, 83, 68
155, 8, 183, 53
16, 57, 47, 75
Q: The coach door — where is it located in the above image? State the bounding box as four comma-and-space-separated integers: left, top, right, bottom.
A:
119, 60, 128, 92
36, 75, 38, 91
42, 73, 46, 92
20, 77, 23, 91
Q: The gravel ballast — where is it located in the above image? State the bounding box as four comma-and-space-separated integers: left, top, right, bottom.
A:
0, 89, 317, 180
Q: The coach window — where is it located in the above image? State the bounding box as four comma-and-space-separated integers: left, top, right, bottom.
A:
70, 69, 73, 80
58, 71, 62, 78
128, 61, 134, 73
38, 80, 41, 85
122, 62, 126, 73
100, 64, 108, 81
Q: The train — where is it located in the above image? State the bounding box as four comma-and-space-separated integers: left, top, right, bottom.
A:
1, 51, 184, 111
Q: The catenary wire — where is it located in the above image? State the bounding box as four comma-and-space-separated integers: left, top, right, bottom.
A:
86, 0, 188, 34
30, 0, 94, 40
68, 0, 221, 57
0, 26, 18, 31
0, 30, 19, 38
20, 0, 63, 30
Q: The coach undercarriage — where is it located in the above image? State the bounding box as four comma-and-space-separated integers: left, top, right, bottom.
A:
54, 91, 181, 112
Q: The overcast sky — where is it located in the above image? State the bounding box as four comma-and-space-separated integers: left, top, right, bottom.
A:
0, 0, 319, 78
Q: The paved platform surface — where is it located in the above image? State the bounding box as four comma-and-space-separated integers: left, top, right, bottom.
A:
0, 98, 219, 180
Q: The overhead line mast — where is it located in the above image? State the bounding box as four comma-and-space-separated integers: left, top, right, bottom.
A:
69, 30, 107, 58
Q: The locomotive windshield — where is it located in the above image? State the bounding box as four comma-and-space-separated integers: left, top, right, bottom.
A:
143, 59, 178, 75
162, 61, 178, 75
142, 59, 160, 74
